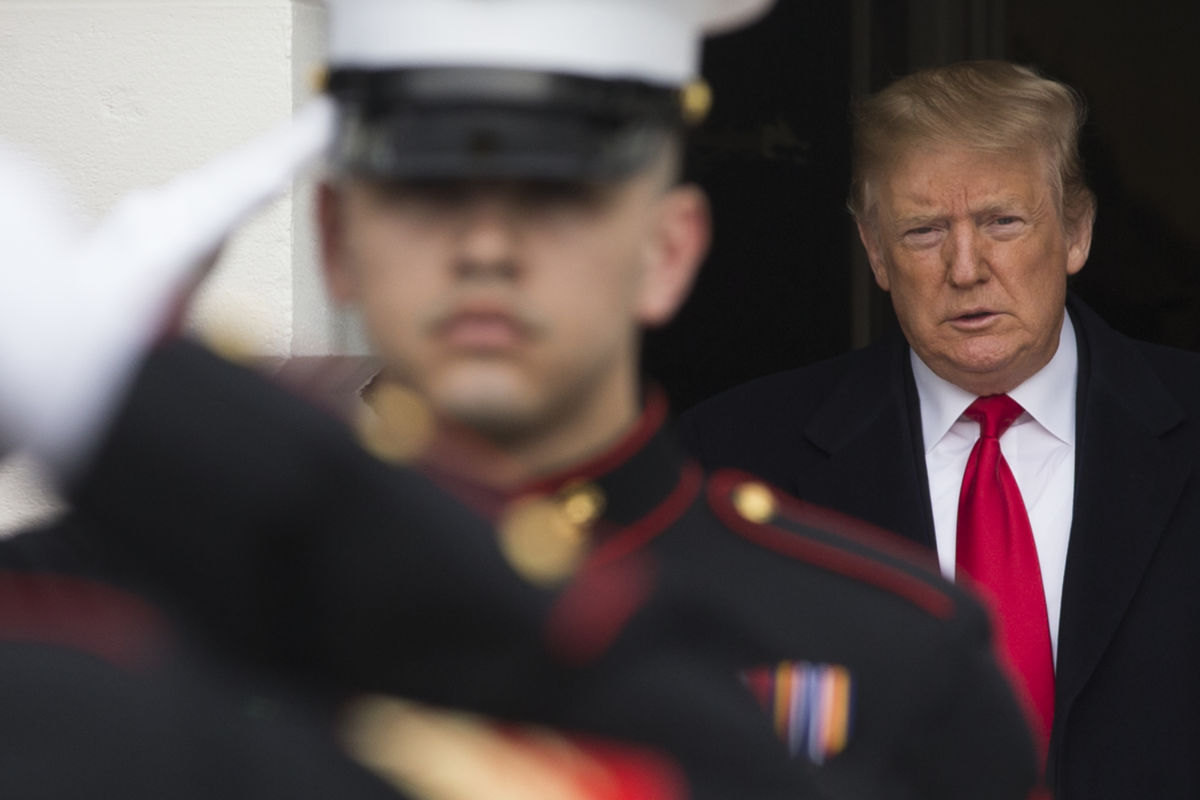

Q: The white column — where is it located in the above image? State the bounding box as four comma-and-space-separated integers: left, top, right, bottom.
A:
0, 0, 354, 534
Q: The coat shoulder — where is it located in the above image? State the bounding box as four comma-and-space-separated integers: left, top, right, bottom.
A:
1130, 338, 1200, 408
676, 343, 897, 477
702, 468, 981, 625
682, 344, 887, 426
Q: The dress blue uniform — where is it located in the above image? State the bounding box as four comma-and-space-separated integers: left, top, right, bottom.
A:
62, 340, 1038, 800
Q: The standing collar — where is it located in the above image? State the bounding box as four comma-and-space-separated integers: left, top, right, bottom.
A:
421, 390, 694, 534
911, 313, 1079, 450
517, 390, 691, 531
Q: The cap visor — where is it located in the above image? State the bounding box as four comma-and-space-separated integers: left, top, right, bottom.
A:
333, 107, 669, 181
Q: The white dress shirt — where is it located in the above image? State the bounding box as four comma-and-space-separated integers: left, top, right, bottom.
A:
912, 316, 1078, 664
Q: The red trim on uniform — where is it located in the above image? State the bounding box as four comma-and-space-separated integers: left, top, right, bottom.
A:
769, 482, 941, 575
0, 572, 168, 671
717, 468, 944, 572
493, 728, 690, 800
589, 462, 704, 568
541, 460, 699, 664
520, 391, 669, 496
707, 471, 955, 619
570, 744, 688, 800
543, 556, 656, 667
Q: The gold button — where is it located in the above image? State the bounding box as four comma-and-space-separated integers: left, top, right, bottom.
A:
558, 482, 605, 527
357, 383, 435, 464
498, 496, 588, 586
732, 481, 776, 523
680, 79, 713, 126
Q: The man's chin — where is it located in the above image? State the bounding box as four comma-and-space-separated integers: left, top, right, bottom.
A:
431, 382, 542, 444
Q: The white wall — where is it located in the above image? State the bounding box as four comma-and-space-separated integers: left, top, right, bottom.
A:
0, 0, 355, 534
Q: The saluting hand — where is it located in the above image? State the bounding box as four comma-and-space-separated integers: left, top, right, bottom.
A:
0, 98, 335, 475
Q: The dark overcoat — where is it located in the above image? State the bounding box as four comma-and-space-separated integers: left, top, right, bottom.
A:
681, 295, 1200, 799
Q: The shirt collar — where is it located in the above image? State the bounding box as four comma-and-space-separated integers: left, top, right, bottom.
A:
911, 313, 1079, 451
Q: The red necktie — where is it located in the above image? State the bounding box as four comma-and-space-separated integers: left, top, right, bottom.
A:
956, 395, 1055, 754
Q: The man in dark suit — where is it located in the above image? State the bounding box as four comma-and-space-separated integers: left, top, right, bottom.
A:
681, 60, 1200, 800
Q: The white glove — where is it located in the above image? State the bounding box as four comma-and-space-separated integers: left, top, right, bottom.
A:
0, 97, 336, 476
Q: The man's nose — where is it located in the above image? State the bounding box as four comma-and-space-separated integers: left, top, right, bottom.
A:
455, 196, 519, 279
944, 225, 989, 287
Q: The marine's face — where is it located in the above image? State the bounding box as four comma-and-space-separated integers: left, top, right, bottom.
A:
319, 170, 706, 450
860, 144, 1092, 396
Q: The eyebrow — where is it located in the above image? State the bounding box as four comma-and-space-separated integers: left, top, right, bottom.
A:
891, 195, 1033, 229
971, 197, 1030, 216
891, 213, 944, 231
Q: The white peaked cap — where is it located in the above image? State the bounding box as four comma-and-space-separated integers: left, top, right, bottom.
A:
326, 0, 776, 86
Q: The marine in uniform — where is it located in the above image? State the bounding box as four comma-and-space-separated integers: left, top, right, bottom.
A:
0, 70, 721, 800
0, 2, 1037, 798
380, 391, 1041, 798
67, 337, 816, 800
60, 336, 1038, 800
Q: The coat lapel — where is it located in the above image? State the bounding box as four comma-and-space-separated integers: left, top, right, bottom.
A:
1054, 299, 1194, 730
795, 338, 938, 552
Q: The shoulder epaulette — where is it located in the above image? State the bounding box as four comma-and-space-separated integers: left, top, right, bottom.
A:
706, 470, 957, 619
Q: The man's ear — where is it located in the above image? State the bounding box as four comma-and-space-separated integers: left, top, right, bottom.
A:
317, 181, 357, 304
1065, 208, 1094, 277
856, 216, 891, 292
636, 184, 711, 327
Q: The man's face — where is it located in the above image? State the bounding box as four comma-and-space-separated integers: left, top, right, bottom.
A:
319, 169, 706, 449
860, 144, 1092, 396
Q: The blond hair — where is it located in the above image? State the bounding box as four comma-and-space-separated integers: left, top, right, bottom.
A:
849, 61, 1095, 232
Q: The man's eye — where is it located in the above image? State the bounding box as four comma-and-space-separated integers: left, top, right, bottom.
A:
994, 216, 1020, 226
902, 226, 941, 243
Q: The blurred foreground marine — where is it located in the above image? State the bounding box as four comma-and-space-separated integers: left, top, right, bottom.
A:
0, 559, 694, 800
0, 562, 406, 800
0, 2, 1037, 799
0, 129, 691, 800
0, 143, 408, 800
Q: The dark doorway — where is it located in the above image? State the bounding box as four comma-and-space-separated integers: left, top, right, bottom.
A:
643, 1, 855, 414
646, 1, 1200, 414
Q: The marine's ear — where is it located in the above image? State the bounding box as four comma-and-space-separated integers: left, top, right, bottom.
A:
636, 183, 711, 327
317, 181, 357, 304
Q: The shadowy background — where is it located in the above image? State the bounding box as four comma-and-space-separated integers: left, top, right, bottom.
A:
645, 1, 1200, 413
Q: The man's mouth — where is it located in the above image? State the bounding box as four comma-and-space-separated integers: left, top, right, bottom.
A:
949, 309, 1000, 328
435, 307, 531, 350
